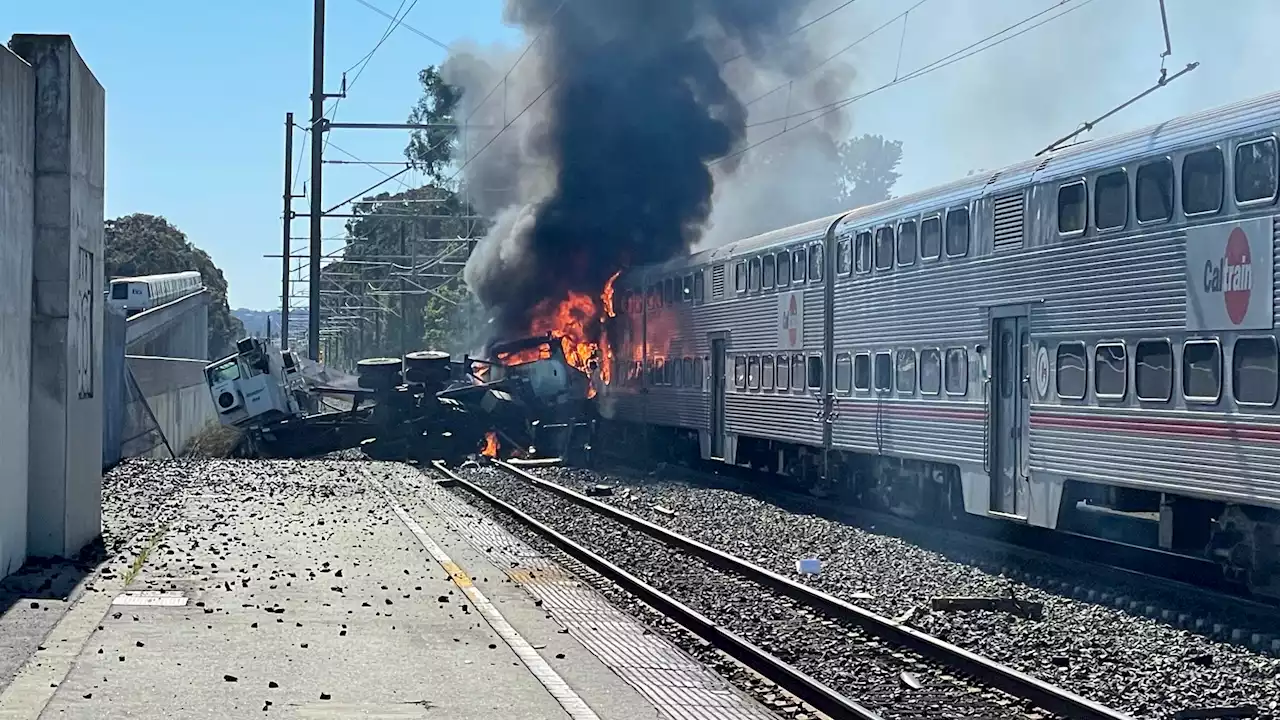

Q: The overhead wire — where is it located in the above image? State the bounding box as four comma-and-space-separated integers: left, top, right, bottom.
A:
716, 0, 1101, 166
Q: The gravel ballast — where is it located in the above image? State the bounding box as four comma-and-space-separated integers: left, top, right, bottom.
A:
453, 465, 1089, 720
501, 463, 1280, 719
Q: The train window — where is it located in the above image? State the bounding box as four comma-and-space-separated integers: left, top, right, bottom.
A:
1235, 137, 1279, 205
1232, 337, 1278, 406
792, 248, 807, 283
1135, 340, 1172, 402
734, 262, 746, 293
693, 357, 704, 390
761, 255, 776, 289
683, 357, 695, 387
776, 354, 790, 389
875, 228, 894, 271
944, 348, 968, 395
791, 354, 805, 390
748, 258, 761, 291
919, 349, 942, 395
853, 353, 870, 392
1094, 343, 1128, 399
663, 278, 675, 305
850, 233, 867, 274
111, 283, 128, 300
747, 356, 761, 390
1057, 181, 1087, 235
776, 251, 790, 286
693, 271, 705, 301
920, 216, 942, 260
761, 356, 775, 390
1136, 159, 1174, 223
1183, 148, 1224, 215
897, 220, 917, 267
896, 349, 916, 394
945, 208, 970, 258
1055, 343, 1087, 400
874, 353, 893, 392
1095, 171, 1129, 231
685, 275, 696, 302
807, 356, 823, 391
839, 235, 856, 275
1183, 340, 1222, 402
734, 356, 747, 389
809, 243, 824, 281
673, 358, 683, 387
836, 353, 853, 393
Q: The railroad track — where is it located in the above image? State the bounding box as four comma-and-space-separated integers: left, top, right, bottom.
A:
434, 459, 1136, 720
590, 454, 1280, 656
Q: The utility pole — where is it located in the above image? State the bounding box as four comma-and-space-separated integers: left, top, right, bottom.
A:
308, 0, 326, 360
281, 112, 294, 349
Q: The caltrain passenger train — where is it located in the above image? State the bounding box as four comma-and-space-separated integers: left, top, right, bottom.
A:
602, 89, 1280, 599
108, 271, 203, 317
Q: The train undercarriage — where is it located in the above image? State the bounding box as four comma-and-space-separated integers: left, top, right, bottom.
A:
599, 420, 1280, 602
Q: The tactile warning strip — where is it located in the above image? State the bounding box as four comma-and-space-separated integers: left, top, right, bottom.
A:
418, 481, 779, 720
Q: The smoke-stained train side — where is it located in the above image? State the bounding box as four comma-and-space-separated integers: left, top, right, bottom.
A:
602, 89, 1280, 599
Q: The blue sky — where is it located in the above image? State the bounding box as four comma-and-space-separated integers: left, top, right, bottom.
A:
5, 0, 1279, 311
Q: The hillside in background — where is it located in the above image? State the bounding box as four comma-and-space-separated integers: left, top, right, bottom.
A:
231, 308, 280, 341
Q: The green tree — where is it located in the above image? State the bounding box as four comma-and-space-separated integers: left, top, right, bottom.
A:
404, 65, 463, 183
103, 213, 245, 358
837, 134, 904, 207
328, 64, 483, 361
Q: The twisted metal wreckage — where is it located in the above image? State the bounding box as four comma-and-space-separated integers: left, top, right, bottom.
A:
202, 335, 598, 463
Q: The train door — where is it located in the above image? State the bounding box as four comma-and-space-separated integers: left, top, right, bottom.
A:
989, 311, 1029, 517
710, 336, 726, 460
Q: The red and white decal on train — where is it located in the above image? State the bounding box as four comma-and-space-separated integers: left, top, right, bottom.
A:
777, 290, 805, 350
1185, 217, 1275, 331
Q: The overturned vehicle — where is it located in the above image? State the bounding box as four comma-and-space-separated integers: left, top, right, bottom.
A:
202, 335, 597, 463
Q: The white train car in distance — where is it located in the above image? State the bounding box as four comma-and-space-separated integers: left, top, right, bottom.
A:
108, 271, 203, 317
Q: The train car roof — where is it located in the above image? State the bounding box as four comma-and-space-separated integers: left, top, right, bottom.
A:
630, 87, 1280, 277
109, 270, 203, 284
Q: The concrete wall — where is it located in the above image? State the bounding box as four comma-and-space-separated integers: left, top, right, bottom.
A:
0, 46, 35, 578
125, 290, 210, 360
11, 34, 106, 560
126, 356, 217, 457
102, 306, 127, 469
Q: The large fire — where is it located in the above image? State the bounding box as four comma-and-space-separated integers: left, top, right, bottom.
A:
504, 272, 620, 399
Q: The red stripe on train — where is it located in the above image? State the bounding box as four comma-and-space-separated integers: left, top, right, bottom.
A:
840, 402, 1280, 443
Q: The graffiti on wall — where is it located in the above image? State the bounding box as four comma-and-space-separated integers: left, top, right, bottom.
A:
76, 247, 94, 399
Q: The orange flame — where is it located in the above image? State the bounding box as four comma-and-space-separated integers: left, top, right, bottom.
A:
520, 271, 622, 399
481, 431, 500, 458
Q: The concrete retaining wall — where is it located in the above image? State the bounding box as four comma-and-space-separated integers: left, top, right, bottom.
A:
13, 34, 107, 560
102, 306, 127, 469
126, 356, 217, 457
0, 45, 35, 578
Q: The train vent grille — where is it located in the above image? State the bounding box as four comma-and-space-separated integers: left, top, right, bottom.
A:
993, 191, 1025, 250
712, 264, 726, 298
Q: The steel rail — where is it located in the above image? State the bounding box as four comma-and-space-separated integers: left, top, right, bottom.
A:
494, 460, 1136, 720
430, 461, 884, 720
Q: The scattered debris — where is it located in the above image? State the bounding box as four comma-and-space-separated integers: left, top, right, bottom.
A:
795, 558, 822, 575
585, 484, 614, 497
652, 505, 676, 518
898, 671, 924, 690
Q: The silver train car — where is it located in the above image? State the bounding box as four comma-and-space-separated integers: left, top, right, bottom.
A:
602, 89, 1280, 598
108, 271, 203, 317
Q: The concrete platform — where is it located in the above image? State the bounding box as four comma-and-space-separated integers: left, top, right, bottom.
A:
0, 460, 776, 720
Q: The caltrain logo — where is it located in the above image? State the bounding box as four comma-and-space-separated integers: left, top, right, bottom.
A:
1203, 227, 1254, 325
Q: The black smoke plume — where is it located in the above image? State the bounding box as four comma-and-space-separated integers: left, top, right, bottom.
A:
462, 0, 836, 341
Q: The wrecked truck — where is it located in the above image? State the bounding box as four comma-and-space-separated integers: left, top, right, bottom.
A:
202, 334, 596, 463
